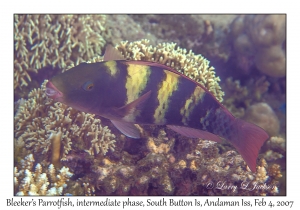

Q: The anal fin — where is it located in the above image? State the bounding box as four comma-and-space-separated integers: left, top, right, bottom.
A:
111, 120, 140, 139
167, 125, 222, 143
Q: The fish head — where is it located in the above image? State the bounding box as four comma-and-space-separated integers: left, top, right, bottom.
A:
46, 62, 110, 113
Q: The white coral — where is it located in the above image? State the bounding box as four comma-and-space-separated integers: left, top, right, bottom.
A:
14, 154, 73, 196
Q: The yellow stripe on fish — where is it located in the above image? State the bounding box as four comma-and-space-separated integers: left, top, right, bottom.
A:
104, 60, 119, 77
154, 70, 180, 124
125, 64, 151, 104
200, 109, 212, 130
180, 85, 206, 126
122, 64, 151, 122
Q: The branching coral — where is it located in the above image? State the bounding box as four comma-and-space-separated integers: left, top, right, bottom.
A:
85, 125, 116, 156
14, 154, 73, 195
230, 15, 286, 77
114, 39, 224, 102
14, 80, 116, 165
14, 14, 107, 90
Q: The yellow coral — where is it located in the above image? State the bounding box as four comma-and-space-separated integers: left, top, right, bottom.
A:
178, 160, 187, 169
267, 164, 282, 180
147, 137, 171, 154
190, 160, 197, 171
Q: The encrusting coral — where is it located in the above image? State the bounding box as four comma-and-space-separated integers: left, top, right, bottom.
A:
230, 15, 286, 77
14, 80, 116, 165
14, 14, 107, 92
14, 154, 73, 195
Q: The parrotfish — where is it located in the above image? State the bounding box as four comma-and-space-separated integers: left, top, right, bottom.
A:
46, 45, 269, 172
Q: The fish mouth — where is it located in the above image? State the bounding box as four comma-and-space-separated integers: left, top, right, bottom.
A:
45, 81, 64, 101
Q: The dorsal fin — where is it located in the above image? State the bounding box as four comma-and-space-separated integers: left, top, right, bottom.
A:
124, 60, 175, 71
104, 44, 125, 61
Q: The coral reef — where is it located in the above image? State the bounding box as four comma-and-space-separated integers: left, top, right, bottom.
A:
263, 136, 286, 163
104, 15, 157, 46
230, 15, 286, 77
87, 127, 282, 196
14, 15, 285, 196
14, 154, 73, 195
221, 76, 270, 118
14, 81, 116, 165
14, 14, 107, 99
115, 39, 224, 102
130, 15, 237, 62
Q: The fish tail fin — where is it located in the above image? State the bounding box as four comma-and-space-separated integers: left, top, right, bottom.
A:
230, 119, 269, 172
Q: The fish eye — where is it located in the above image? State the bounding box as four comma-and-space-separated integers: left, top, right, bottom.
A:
82, 81, 94, 91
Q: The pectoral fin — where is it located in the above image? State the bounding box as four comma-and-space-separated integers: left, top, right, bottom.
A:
111, 120, 140, 139
167, 125, 222, 143
108, 91, 152, 120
